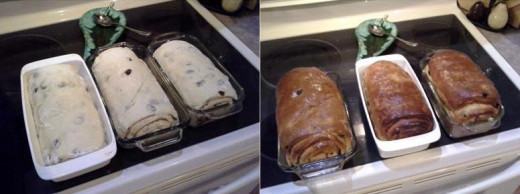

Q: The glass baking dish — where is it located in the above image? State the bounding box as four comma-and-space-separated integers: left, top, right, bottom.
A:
86, 42, 189, 152
419, 49, 505, 138
277, 72, 357, 179
146, 32, 245, 127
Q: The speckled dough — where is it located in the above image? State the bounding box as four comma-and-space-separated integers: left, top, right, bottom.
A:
28, 64, 105, 166
93, 47, 178, 139
153, 40, 237, 110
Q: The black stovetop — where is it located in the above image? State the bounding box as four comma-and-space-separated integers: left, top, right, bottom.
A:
0, 1, 259, 193
260, 15, 520, 188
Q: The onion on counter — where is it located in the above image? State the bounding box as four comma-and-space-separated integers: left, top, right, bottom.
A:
488, 3, 509, 30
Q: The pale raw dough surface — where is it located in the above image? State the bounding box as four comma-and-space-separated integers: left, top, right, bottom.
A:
93, 47, 178, 139
153, 40, 237, 110
28, 64, 105, 166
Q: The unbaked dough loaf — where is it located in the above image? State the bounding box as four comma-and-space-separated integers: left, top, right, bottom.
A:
28, 64, 105, 166
152, 40, 237, 110
92, 47, 178, 139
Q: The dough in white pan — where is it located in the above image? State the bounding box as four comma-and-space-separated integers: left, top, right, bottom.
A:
92, 47, 178, 139
153, 40, 237, 110
28, 64, 105, 166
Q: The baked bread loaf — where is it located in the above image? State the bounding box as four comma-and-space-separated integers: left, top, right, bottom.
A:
363, 61, 433, 141
425, 49, 501, 124
153, 40, 237, 110
28, 64, 105, 165
92, 47, 179, 139
276, 67, 353, 166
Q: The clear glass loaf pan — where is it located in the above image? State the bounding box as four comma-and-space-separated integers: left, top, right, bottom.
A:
86, 42, 189, 152
146, 32, 245, 127
21, 54, 117, 181
277, 72, 357, 179
356, 54, 441, 158
419, 50, 504, 138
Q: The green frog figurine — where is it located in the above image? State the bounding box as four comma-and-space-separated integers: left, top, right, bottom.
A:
79, 3, 126, 60
355, 16, 397, 60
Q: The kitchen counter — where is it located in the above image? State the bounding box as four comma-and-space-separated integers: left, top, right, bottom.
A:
479, 27, 520, 75
207, 7, 259, 56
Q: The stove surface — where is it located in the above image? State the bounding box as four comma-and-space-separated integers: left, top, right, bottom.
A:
260, 14, 520, 188
0, 1, 259, 192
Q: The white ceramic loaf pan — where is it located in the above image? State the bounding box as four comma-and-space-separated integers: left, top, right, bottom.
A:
355, 54, 440, 158
20, 54, 117, 182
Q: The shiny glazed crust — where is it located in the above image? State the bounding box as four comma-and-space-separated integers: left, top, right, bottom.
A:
363, 61, 433, 141
426, 50, 501, 124
276, 67, 353, 166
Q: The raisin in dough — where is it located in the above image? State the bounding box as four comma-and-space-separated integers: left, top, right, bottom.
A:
28, 64, 105, 166
92, 47, 178, 139
153, 40, 237, 110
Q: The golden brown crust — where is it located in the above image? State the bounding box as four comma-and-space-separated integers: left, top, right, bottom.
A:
426, 50, 501, 124
276, 67, 353, 166
363, 61, 433, 141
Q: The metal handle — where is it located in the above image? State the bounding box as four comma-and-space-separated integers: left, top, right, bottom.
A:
135, 128, 183, 152
389, 34, 419, 47
103, 2, 115, 15
115, 23, 152, 36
